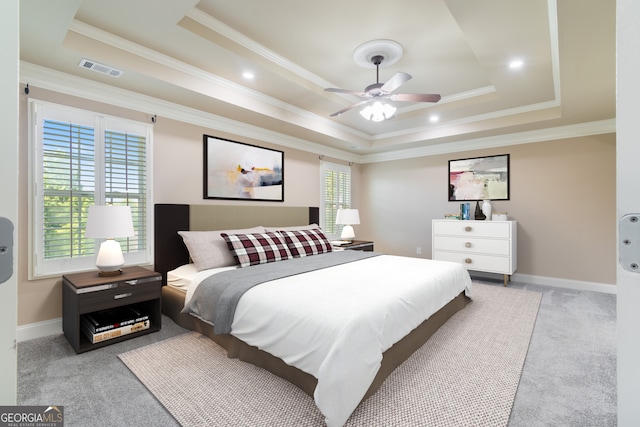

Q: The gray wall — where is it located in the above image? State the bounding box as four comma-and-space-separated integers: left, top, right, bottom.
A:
359, 134, 616, 285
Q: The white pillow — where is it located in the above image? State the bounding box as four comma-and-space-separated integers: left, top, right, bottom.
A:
166, 263, 199, 289
178, 227, 265, 271
264, 223, 320, 232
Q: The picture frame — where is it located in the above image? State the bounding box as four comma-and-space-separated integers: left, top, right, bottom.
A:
448, 154, 510, 201
203, 135, 284, 201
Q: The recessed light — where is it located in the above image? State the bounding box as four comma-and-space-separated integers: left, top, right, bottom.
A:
242, 71, 254, 80
509, 59, 524, 69
429, 114, 439, 123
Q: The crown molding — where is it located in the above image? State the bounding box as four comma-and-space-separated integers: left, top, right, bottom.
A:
20, 61, 361, 163
375, 99, 561, 142
360, 118, 616, 163
21, 62, 613, 165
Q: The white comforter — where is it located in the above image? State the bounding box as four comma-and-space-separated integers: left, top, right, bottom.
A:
185, 254, 472, 427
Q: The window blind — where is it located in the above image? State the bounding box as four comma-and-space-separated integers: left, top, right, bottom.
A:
104, 129, 147, 254
42, 120, 96, 260
320, 161, 351, 235
31, 100, 152, 277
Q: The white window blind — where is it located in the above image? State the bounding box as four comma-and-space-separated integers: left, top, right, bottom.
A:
30, 100, 152, 277
320, 161, 351, 237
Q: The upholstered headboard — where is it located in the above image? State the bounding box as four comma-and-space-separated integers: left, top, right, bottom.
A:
153, 204, 320, 283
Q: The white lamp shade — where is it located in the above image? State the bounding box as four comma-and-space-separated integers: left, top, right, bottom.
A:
85, 205, 134, 275
335, 209, 360, 225
85, 205, 134, 239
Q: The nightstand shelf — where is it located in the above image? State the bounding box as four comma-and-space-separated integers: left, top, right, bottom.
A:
62, 266, 162, 353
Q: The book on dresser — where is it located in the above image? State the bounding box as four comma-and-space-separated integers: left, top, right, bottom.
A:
80, 305, 150, 343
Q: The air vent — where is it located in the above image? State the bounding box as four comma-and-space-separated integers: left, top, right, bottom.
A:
78, 58, 123, 78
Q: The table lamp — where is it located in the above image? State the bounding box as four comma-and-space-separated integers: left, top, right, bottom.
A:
335, 208, 360, 241
85, 205, 135, 276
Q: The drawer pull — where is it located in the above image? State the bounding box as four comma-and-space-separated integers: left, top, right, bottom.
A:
465, 226, 473, 232
114, 292, 133, 300
464, 258, 473, 264
126, 280, 139, 285
465, 242, 472, 248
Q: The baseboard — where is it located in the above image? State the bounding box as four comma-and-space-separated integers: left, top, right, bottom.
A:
513, 273, 616, 294
470, 271, 616, 294
17, 317, 62, 343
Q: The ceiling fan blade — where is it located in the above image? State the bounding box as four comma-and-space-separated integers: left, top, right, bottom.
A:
380, 72, 412, 93
389, 93, 442, 103
329, 99, 373, 117
325, 88, 367, 97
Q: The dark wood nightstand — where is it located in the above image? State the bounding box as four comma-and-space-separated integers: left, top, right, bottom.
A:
334, 240, 374, 251
62, 266, 162, 354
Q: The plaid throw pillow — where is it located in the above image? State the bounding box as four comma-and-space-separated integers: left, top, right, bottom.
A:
280, 229, 333, 257
221, 232, 293, 268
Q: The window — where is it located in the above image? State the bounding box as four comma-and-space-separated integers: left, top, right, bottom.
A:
29, 100, 152, 278
320, 161, 351, 237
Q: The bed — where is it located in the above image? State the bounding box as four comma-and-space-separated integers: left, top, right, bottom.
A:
154, 203, 472, 426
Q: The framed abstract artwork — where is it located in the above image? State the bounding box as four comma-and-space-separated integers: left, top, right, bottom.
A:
203, 135, 284, 201
448, 154, 510, 201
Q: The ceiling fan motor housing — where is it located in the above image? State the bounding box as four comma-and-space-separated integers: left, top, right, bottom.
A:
365, 83, 385, 96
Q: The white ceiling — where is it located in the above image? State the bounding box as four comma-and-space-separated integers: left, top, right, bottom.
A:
19, 0, 615, 162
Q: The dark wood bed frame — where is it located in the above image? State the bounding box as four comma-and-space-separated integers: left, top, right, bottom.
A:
154, 203, 470, 400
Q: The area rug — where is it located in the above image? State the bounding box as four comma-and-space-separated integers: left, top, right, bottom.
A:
119, 283, 541, 426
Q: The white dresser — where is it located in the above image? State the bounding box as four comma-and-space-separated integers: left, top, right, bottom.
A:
432, 219, 517, 286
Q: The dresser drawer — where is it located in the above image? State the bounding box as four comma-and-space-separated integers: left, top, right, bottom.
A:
433, 250, 511, 273
433, 220, 511, 238
433, 236, 510, 256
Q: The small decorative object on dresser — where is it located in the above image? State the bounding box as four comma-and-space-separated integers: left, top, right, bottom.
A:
481, 200, 492, 220
432, 219, 517, 286
460, 202, 471, 220
492, 212, 508, 221
474, 201, 486, 220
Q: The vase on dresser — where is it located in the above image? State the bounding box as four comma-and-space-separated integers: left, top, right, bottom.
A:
474, 201, 486, 220
481, 200, 492, 220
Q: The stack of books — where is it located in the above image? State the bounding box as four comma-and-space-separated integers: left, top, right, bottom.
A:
80, 305, 150, 344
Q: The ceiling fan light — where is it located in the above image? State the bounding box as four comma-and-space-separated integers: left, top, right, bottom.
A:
382, 103, 397, 118
360, 101, 396, 122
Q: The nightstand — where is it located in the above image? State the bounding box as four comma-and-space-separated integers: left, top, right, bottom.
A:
335, 240, 374, 251
62, 266, 162, 353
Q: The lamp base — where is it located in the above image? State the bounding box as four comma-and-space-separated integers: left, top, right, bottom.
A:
340, 225, 355, 242
95, 239, 125, 277
98, 269, 123, 277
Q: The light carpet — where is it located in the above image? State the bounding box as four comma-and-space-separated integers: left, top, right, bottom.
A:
119, 284, 541, 426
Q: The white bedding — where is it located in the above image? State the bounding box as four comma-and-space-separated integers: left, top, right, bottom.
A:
184, 254, 472, 427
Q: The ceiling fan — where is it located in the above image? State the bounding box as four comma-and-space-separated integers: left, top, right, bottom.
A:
325, 54, 441, 118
